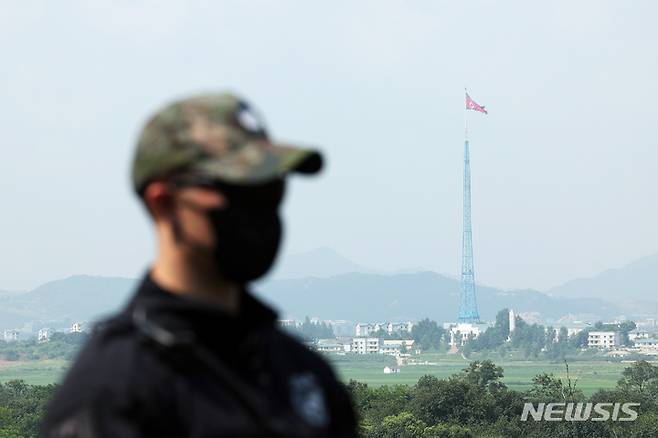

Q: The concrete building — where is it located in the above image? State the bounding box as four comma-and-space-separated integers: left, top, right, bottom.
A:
38, 328, 50, 342
634, 338, 658, 354
386, 322, 414, 334
3, 329, 19, 342
354, 323, 380, 337
509, 309, 516, 333
355, 321, 414, 337
628, 330, 651, 342
335, 336, 353, 353
448, 322, 488, 347
351, 337, 380, 354
316, 339, 343, 354
383, 339, 415, 349
278, 319, 299, 329
380, 339, 415, 356
566, 327, 584, 337
379, 344, 400, 356
507, 309, 516, 341
587, 331, 620, 349
70, 322, 83, 333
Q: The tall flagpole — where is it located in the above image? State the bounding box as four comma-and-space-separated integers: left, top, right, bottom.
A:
459, 88, 480, 323
464, 87, 468, 141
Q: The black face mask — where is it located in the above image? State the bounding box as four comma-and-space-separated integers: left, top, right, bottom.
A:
207, 180, 285, 284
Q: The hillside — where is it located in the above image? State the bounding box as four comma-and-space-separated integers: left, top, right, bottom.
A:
547, 254, 658, 303
256, 271, 620, 323
0, 271, 621, 330
0, 276, 136, 330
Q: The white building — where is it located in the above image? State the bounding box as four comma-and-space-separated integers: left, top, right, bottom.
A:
70, 322, 83, 333
566, 327, 584, 337
383, 366, 400, 374
509, 309, 516, 333
587, 331, 620, 349
628, 330, 651, 342
316, 339, 343, 354
334, 336, 353, 353
379, 344, 400, 356
351, 337, 380, 354
448, 323, 488, 347
634, 338, 658, 354
383, 339, 415, 349
3, 329, 19, 342
38, 328, 50, 342
278, 319, 299, 328
355, 323, 379, 337
355, 321, 414, 337
386, 322, 414, 334
380, 339, 415, 356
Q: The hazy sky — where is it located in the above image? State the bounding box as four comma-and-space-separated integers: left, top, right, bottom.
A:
1, 1, 657, 291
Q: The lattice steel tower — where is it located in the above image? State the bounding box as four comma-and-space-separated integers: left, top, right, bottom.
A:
458, 138, 480, 323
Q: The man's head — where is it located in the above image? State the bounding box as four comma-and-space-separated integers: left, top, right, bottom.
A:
132, 92, 322, 284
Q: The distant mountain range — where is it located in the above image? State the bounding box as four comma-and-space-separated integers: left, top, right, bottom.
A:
546, 253, 658, 317
547, 254, 658, 300
0, 249, 655, 331
256, 272, 618, 323
0, 276, 136, 331
269, 247, 379, 279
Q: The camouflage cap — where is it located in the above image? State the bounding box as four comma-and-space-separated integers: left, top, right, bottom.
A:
131, 92, 323, 193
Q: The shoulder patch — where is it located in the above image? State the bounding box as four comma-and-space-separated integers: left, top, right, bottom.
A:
288, 372, 329, 428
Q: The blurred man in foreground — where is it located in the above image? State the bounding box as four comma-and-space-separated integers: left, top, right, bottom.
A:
41, 93, 357, 437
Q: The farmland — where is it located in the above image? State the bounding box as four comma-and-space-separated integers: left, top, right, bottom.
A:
0, 353, 628, 395
329, 353, 627, 395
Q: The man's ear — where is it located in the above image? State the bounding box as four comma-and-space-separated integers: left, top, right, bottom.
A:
142, 182, 174, 219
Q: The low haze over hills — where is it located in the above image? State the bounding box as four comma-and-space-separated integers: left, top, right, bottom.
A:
269, 247, 377, 279
257, 272, 618, 323
2, 248, 651, 331
547, 254, 658, 301
0, 276, 136, 330
0, 271, 618, 331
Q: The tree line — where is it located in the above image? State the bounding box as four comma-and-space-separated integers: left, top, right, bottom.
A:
3, 360, 658, 436
285, 316, 335, 341
464, 309, 638, 361
0, 380, 56, 437
0, 332, 89, 362
347, 359, 658, 437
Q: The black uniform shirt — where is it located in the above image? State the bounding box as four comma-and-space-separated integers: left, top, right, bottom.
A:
41, 274, 358, 437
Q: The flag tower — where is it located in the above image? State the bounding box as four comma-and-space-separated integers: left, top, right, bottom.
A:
458, 91, 487, 323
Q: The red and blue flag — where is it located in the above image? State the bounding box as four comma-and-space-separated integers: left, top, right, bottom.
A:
465, 93, 488, 114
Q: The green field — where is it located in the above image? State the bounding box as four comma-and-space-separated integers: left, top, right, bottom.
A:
0, 354, 628, 395
0, 359, 69, 385
330, 353, 628, 395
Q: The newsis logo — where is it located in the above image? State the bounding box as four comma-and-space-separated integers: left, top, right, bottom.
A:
521, 402, 640, 422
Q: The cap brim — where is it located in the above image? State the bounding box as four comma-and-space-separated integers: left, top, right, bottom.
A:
190, 141, 323, 185
273, 143, 323, 175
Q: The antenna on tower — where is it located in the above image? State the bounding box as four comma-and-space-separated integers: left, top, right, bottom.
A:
458, 135, 480, 323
